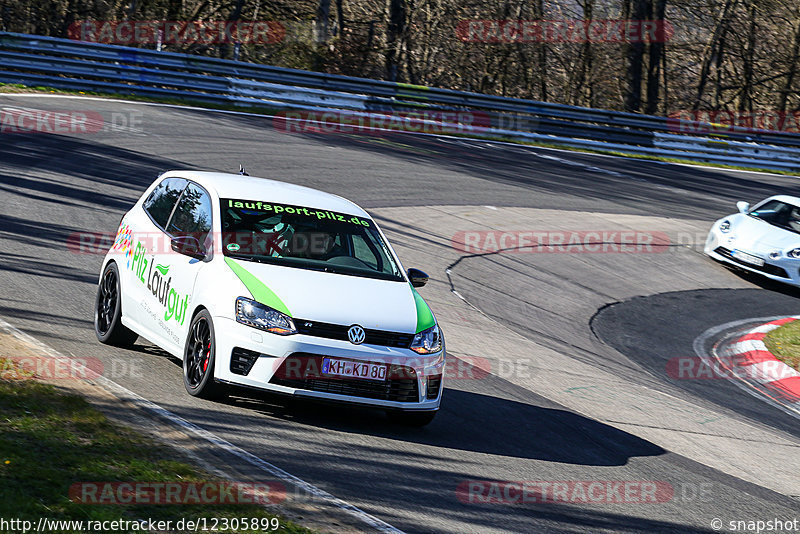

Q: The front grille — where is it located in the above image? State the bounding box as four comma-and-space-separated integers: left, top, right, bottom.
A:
426, 374, 442, 399
714, 247, 790, 278
270, 353, 419, 402
295, 319, 414, 348
230, 347, 260, 376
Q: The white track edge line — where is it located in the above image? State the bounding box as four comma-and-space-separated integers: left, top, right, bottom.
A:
693, 316, 800, 420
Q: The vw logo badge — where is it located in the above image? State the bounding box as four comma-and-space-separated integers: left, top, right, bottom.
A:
348, 325, 365, 345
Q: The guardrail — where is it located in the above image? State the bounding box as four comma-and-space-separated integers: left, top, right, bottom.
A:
1, 31, 799, 172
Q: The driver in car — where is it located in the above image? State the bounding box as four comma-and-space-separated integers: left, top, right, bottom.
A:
289, 231, 339, 260
787, 206, 800, 233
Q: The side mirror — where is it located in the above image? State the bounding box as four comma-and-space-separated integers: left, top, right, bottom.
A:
737, 201, 750, 214
407, 268, 429, 288
171, 236, 206, 260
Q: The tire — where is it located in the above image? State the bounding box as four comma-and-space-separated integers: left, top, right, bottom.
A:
387, 410, 438, 427
183, 309, 225, 399
94, 262, 138, 347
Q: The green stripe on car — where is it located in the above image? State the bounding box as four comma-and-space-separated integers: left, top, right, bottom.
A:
411, 285, 435, 333
224, 257, 292, 317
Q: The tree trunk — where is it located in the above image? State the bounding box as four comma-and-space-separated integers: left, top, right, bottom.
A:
624, 0, 648, 112
386, 0, 406, 81
336, 0, 345, 37
737, 1, 757, 112
645, 0, 667, 114
166, 0, 182, 21
219, 0, 244, 59
127, 0, 139, 19
572, 0, 594, 106
316, 0, 331, 44
779, 8, 800, 112
533, 0, 547, 101
661, 38, 669, 114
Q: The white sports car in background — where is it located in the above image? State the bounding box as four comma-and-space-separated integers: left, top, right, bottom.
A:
705, 195, 800, 287
94, 170, 444, 426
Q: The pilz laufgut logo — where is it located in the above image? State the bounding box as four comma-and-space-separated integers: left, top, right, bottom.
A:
111, 222, 134, 268
129, 241, 189, 325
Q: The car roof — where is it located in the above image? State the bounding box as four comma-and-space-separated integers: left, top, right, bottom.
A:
159, 170, 370, 218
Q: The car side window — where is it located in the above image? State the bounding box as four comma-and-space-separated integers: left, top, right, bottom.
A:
167, 183, 213, 244
143, 178, 188, 229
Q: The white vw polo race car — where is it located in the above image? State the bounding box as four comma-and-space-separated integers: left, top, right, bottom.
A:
94, 170, 444, 425
705, 195, 800, 287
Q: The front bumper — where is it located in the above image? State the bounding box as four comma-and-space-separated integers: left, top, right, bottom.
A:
705, 230, 800, 286
212, 316, 444, 411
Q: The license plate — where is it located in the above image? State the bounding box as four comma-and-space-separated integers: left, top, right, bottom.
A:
732, 249, 764, 266
322, 358, 387, 381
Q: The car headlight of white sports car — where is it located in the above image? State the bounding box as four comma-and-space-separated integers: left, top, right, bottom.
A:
236, 297, 297, 335
719, 219, 732, 233
410, 324, 442, 354
787, 248, 800, 259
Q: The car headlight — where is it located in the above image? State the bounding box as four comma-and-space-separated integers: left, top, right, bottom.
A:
235, 297, 296, 335
410, 324, 442, 354
787, 248, 800, 259
719, 219, 731, 233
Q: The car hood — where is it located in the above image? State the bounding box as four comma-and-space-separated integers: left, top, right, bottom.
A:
726, 214, 800, 252
224, 257, 430, 333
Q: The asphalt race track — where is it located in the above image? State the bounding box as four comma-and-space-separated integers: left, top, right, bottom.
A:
0, 94, 799, 533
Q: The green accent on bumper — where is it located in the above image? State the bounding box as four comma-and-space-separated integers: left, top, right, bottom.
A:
224, 257, 292, 317
411, 285, 435, 333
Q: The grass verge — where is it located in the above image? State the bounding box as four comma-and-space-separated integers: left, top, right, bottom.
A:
0, 357, 311, 534
762, 321, 800, 372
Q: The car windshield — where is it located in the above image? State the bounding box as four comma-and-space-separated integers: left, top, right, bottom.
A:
748, 200, 800, 234
220, 199, 404, 282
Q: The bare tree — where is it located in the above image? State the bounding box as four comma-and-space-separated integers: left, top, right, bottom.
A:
534, 0, 548, 101
692, 0, 739, 110
624, 0, 648, 111
386, 0, 406, 81
316, 0, 331, 44
778, 6, 800, 112
645, 0, 667, 114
